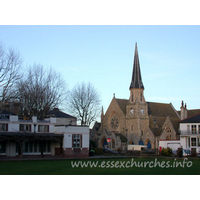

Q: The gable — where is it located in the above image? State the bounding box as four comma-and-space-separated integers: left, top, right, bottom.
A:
115, 98, 129, 115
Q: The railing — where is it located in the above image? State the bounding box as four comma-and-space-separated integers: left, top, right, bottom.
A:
180, 130, 200, 135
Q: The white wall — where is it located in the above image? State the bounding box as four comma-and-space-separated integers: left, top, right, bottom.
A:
63, 134, 72, 148
55, 125, 89, 148
8, 123, 19, 132
159, 140, 181, 150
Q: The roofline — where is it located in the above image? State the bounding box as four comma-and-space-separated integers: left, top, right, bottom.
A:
170, 103, 180, 119
179, 112, 200, 123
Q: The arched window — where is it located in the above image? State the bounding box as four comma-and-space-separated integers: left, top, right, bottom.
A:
165, 125, 171, 133
140, 92, 143, 102
145, 139, 151, 149
112, 139, 115, 149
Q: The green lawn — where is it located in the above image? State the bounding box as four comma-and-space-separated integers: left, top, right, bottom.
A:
0, 157, 199, 175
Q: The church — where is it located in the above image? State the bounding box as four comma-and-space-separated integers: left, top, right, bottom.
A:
91, 43, 180, 150
90, 43, 196, 151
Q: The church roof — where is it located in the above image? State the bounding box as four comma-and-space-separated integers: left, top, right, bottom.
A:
115, 98, 180, 119
130, 43, 144, 89
115, 98, 128, 115
147, 102, 179, 118
114, 98, 180, 134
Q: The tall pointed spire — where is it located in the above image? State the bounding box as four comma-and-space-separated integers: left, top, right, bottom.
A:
130, 43, 144, 89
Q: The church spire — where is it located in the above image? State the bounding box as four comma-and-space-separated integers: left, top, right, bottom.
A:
130, 43, 144, 90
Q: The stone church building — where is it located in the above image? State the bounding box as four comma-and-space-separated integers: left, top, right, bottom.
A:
90, 44, 193, 150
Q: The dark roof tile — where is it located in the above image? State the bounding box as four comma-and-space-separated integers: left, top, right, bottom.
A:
46, 108, 76, 119
180, 113, 200, 123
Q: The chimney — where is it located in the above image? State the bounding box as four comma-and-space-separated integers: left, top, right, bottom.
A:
180, 101, 187, 120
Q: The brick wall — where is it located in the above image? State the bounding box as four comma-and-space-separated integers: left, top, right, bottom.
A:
63, 148, 89, 157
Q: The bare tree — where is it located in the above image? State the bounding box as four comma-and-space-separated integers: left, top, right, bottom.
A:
0, 43, 23, 108
14, 64, 67, 119
68, 82, 101, 126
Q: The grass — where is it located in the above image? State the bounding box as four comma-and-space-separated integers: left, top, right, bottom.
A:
0, 157, 199, 175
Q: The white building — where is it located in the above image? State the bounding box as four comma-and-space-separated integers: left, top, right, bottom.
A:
0, 109, 89, 158
54, 125, 89, 157
179, 113, 200, 154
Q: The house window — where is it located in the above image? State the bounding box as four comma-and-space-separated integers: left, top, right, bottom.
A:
34, 141, 38, 152
73, 134, 81, 148
191, 125, 197, 134
0, 124, 8, 131
20, 124, 31, 132
0, 141, 6, 153
199, 125, 200, 134
38, 125, 49, 132
24, 141, 50, 153
191, 138, 197, 147
188, 138, 190, 147
198, 138, 200, 147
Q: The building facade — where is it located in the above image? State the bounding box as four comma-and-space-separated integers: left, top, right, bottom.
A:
179, 113, 200, 154
0, 109, 89, 158
90, 43, 180, 150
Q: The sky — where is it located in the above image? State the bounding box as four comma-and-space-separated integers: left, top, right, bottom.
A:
1, 25, 200, 120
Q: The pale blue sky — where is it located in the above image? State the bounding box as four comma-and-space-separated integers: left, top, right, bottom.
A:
1, 25, 200, 118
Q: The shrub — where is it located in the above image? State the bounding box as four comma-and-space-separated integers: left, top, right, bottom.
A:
161, 147, 173, 156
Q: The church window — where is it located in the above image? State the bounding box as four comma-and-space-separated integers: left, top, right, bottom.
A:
140, 92, 142, 102
131, 125, 133, 131
112, 139, 115, 149
132, 92, 134, 102
110, 113, 119, 129
165, 125, 171, 133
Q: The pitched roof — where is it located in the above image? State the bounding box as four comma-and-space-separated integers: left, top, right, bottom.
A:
0, 109, 16, 115
187, 109, 200, 118
180, 113, 200, 123
115, 98, 128, 115
147, 102, 180, 134
46, 108, 76, 119
130, 43, 144, 89
147, 102, 179, 118
177, 109, 200, 119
